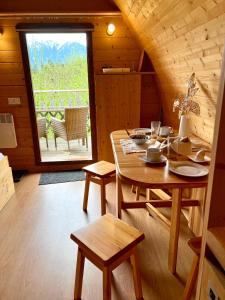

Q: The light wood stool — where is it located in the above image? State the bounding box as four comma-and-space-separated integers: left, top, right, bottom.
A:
82, 161, 116, 215
70, 214, 145, 300
183, 236, 202, 300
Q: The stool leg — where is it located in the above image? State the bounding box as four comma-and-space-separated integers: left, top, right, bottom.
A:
130, 248, 143, 300
103, 267, 111, 300
74, 248, 85, 300
131, 185, 136, 193
100, 179, 106, 215
135, 186, 140, 201
182, 254, 199, 300
146, 188, 151, 201
83, 173, 91, 212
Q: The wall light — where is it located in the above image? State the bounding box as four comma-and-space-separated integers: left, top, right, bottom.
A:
106, 23, 116, 36
0, 28, 3, 36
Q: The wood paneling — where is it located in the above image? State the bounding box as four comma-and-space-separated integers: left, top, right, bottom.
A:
0, 0, 120, 14
95, 74, 141, 162
114, 0, 225, 144
0, 16, 146, 171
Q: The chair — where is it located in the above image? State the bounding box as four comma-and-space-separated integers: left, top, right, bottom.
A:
82, 161, 116, 215
37, 117, 48, 148
51, 107, 89, 150
70, 214, 145, 300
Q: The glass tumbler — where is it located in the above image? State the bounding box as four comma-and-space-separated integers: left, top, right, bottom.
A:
151, 121, 161, 139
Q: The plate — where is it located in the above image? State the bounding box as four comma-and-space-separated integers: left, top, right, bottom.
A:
188, 154, 211, 163
134, 128, 151, 134
169, 161, 209, 177
139, 155, 167, 164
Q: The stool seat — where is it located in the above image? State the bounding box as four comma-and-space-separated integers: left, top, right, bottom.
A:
187, 236, 201, 255
71, 213, 144, 266
82, 161, 116, 215
71, 214, 145, 300
82, 160, 116, 178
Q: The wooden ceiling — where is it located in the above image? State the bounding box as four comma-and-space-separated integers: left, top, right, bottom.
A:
0, 0, 120, 15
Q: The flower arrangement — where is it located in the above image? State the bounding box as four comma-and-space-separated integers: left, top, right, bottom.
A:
173, 73, 200, 118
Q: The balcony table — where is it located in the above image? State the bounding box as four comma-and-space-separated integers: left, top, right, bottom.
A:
110, 130, 208, 274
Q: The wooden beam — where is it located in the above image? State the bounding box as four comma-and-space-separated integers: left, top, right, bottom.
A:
0, 12, 122, 17
122, 199, 200, 209
146, 203, 171, 228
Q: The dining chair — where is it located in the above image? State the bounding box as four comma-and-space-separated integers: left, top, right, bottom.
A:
51, 107, 89, 150
37, 117, 48, 148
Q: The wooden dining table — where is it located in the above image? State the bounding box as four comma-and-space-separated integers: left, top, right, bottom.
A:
110, 130, 208, 274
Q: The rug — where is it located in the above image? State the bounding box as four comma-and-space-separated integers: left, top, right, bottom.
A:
39, 170, 85, 185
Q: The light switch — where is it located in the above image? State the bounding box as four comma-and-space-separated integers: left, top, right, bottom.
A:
8, 97, 21, 105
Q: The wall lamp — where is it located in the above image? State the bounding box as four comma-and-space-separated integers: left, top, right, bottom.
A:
106, 23, 116, 36
0, 28, 3, 36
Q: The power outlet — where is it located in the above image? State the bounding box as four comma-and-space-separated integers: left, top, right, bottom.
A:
8, 97, 21, 105
208, 282, 219, 300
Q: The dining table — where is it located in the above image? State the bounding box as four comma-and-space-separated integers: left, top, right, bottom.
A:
110, 129, 209, 274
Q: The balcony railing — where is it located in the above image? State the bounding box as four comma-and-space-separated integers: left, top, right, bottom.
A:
34, 89, 89, 128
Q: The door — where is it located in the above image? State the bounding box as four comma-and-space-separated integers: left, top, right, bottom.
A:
17, 23, 97, 166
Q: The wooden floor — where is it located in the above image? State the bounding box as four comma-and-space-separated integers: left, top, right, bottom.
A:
0, 174, 195, 300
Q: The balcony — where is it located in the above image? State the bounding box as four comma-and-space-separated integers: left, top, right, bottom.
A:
34, 89, 92, 162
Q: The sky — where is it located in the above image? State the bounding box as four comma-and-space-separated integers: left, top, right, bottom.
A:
26, 33, 87, 46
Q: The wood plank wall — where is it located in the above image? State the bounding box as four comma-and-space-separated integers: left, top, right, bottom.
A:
0, 16, 144, 171
114, 0, 225, 144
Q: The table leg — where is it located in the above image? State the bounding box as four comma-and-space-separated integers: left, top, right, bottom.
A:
168, 188, 182, 274
116, 173, 123, 219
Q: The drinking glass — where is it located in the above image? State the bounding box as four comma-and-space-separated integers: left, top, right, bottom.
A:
151, 121, 161, 139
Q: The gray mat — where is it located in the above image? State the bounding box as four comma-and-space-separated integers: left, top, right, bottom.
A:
39, 170, 85, 185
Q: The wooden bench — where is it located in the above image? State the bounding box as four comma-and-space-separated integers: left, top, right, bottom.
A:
70, 214, 145, 300
82, 161, 116, 215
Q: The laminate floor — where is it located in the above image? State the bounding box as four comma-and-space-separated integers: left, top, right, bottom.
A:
0, 174, 195, 300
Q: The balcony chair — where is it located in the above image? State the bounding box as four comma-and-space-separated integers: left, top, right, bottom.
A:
51, 107, 89, 150
37, 117, 48, 148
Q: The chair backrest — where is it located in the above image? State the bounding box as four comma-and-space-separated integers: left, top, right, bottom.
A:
37, 117, 47, 138
65, 107, 89, 140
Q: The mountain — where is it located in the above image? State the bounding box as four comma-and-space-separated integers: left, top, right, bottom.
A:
27, 40, 86, 69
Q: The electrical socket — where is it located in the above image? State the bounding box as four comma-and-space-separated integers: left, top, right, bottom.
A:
8, 97, 21, 105
208, 282, 219, 300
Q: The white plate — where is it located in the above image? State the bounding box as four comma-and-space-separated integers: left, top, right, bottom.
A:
169, 161, 209, 177
134, 128, 151, 134
139, 155, 167, 164
187, 154, 211, 163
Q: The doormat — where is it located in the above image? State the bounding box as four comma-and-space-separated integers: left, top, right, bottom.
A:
39, 170, 85, 185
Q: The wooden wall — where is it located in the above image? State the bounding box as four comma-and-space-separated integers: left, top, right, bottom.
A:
114, 0, 225, 144
0, 16, 143, 171
0, 0, 119, 14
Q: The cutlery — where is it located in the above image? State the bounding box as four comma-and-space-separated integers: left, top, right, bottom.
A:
125, 129, 130, 136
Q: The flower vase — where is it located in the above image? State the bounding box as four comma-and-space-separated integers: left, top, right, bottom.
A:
178, 114, 190, 137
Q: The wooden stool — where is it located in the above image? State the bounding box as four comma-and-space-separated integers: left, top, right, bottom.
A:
70, 214, 145, 300
183, 236, 202, 300
82, 161, 116, 215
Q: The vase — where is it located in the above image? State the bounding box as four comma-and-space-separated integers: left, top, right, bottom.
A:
178, 114, 190, 137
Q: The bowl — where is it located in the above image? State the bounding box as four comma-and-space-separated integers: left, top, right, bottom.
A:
129, 134, 148, 145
